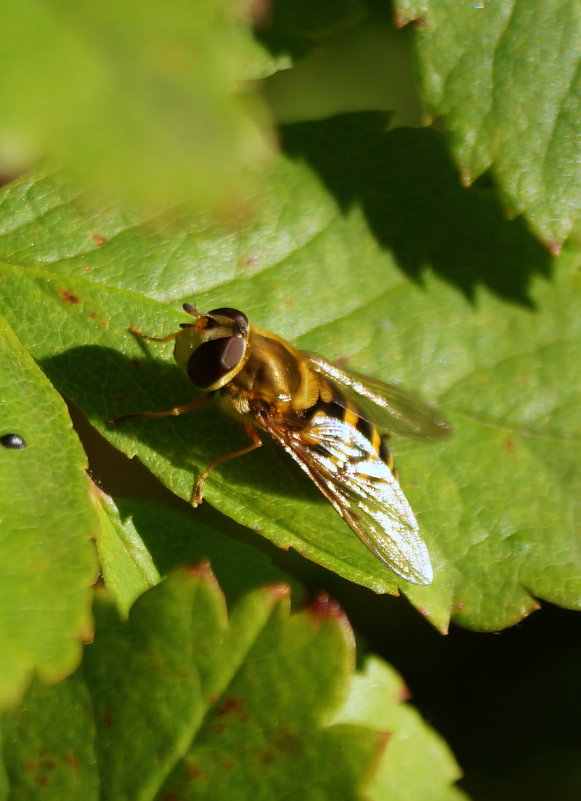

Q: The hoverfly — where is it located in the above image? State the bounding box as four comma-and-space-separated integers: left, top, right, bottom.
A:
112, 304, 450, 585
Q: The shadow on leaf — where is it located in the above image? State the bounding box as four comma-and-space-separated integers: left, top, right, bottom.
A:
281, 112, 551, 306
40, 345, 322, 502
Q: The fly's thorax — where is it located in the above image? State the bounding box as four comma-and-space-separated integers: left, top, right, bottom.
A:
228, 327, 320, 414
173, 307, 250, 391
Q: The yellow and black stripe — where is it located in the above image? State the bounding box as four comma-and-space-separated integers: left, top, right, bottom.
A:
306, 383, 395, 472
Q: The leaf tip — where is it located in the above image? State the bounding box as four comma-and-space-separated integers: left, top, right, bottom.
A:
418, 605, 449, 635
394, 11, 427, 29
265, 582, 292, 600
182, 560, 216, 581
307, 593, 350, 629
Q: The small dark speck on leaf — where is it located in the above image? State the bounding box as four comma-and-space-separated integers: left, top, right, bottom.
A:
1, 433, 26, 449
131, 359, 141, 367
505, 437, 516, 453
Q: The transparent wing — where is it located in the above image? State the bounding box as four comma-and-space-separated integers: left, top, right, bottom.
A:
260, 411, 433, 585
307, 354, 451, 441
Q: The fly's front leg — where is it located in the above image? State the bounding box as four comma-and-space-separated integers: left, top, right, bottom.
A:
192, 422, 262, 507
109, 323, 203, 425
109, 392, 212, 426
128, 325, 182, 343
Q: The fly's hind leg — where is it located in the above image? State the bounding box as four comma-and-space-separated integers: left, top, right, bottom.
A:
192, 422, 262, 507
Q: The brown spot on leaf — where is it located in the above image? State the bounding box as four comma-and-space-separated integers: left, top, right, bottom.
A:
92, 233, 108, 245
239, 252, 263, 268
185, 762, 207, 781
101, 711, 114, 727
208, 722, 225, 735
35, 775, 48, 787
59, 288, 81, 305
216, 697, 247, 721
258, 749, 274, 765
64, 753, 79, 769
505, 437, 516, 453
272, 726, 302, 755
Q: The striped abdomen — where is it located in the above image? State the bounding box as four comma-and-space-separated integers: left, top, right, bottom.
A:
305, 380, 395, 473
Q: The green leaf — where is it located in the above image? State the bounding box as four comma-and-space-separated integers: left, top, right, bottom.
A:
0, 571, 465, 800
0, 111, 579, 632
394, 0, 580, 245
336, 656, 468, 801
95, 494, 297, 617
0, 675, 98, 799
263, 16, 424, 127
0, 0, 276, 214
0, 315, 97, 707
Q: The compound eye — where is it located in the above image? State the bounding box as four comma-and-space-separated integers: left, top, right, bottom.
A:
207, 308, 248, 335
187, 336, 246, 389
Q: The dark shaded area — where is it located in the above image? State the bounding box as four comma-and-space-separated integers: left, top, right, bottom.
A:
42, 345, 324, 501
268, 550, 581, 801
254, 0, 370, 60
281, 113, 551, 305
